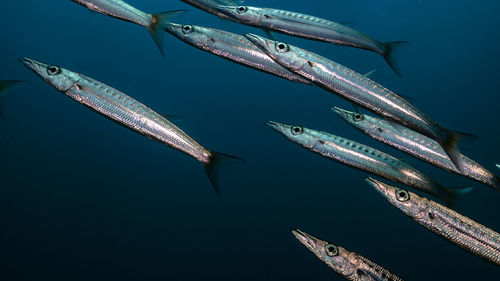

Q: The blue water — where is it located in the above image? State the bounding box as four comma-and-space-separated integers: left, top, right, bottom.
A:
1, 0, 499, 280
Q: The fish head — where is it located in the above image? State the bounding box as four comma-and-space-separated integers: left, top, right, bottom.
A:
267, 121, 316, 149
365, 178, 426, 219
213, 5, 261, 23
163, 23, 214, 49
245, 34, 309, 72
292, 229, 357, 276
21, 58, 77, 92
331, 106, 380, 132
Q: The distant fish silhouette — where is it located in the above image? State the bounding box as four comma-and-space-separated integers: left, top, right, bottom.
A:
0, 80, 25, 121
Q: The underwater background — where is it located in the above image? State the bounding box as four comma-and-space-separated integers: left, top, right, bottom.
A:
1, 0, 499, 280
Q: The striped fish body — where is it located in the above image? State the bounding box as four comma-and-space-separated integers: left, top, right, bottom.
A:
23, 58, 211, 164
66, 76, 211, 163
368, 178, 500, 266
292, 229, 404, 281
163, 23, 311, 84
228, 6, 385, 54
334, 108, 500, 190
71, 0, 152, 27
268, 122, 452, 203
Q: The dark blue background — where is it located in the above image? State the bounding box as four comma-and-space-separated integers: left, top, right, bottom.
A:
1, 0, 499, 280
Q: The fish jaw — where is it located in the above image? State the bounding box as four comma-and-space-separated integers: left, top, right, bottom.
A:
21, 58, 76, 92
292, 229, 323, 255
365, 177, 425, 219
331, 106, 356, 123
245, 34, 308, 71
163, 22, 211, 49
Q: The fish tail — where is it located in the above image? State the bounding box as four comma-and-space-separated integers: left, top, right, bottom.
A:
444, 186, 474, 208
442, 130, 477, 174
382, 41, 409, 78
148, 10, 187, 56
204, 151, 245, 196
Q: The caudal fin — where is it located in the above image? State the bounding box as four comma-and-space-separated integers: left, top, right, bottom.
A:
204, 151, 245, 196
444, 186, 474, 208
442, 130, 477, 174
148, 10, 187, 56
382, 41, 409, 78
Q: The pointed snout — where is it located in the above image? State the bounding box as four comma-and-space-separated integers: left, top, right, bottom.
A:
331, 106, 355, 121
365, 177, 396, 199
292, 229, 321, 251
20, 57, 49, 78
267, 120, 289, 136
162, 21, 183, 34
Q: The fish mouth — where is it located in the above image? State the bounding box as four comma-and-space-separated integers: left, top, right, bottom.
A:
331, 106, 354, 120
245, 33, 273, 56
266, 120, 288, 135
213, 5, 237, 19
162, 21, 183, 33
20, 57, 47, 77
292, 229, 320, 251
365, 177, 395, 200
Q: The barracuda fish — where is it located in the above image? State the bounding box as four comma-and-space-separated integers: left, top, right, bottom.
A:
21, 58, 243, 195
292, 229, 404, 281
267, 121, 471, 206
333, 107, 500, 190
163, 23, 311, 84
71, 0, 185, 55
246, 34, 471, 174
0, 80, 24, 120
367, 177, 500, 266
213, 5, 406, 76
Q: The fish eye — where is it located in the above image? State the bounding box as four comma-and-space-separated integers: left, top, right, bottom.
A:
353, 113, 364, 122
291, 126, 303, 135
237, 6, 248, 13
182, 25, 194, 34
396, 189, 410, 202
47, 65, 61, 76
275, 42, 290, 53
325, 244, 338, 257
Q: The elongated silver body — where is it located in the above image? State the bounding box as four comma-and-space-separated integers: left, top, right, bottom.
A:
333, 107, 499, 190
246, 34, 466, 173
216, 5, 385, 54
367, 178, 500, 266
72, 0, 153, 27
22, 58, 211, 164
163, 23, 311, 84
267, 121, 457, 205
214, 5, 406, 76
293, 229, 404, 281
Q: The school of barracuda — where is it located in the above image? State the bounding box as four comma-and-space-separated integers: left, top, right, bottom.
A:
1, 0, 499, 280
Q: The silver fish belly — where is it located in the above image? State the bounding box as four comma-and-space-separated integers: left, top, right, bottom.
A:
292, 229, 404, 281
368, 178, 500, 266
22, 58, 210, 164
333, 107, 500, 190
267, 121, 455, 205
71, 0, 152, 27
163, 23, 311, 84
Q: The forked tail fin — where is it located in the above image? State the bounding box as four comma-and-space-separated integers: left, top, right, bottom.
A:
148, 10, 187, 56
204, 151, 245, 196
444, 186, 474, 208
382, 41, 409, 78
442, 130, 477, 174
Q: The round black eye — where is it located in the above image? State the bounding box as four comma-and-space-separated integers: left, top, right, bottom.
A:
396, 189, 410, 202
325, 244, 338, 257
47, 65, 61, 76
275, 42, 290, 53
182, 25, 194, 34
291, 126, 303, 135
353, 113, 364, 122
237, 6, 248, 13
